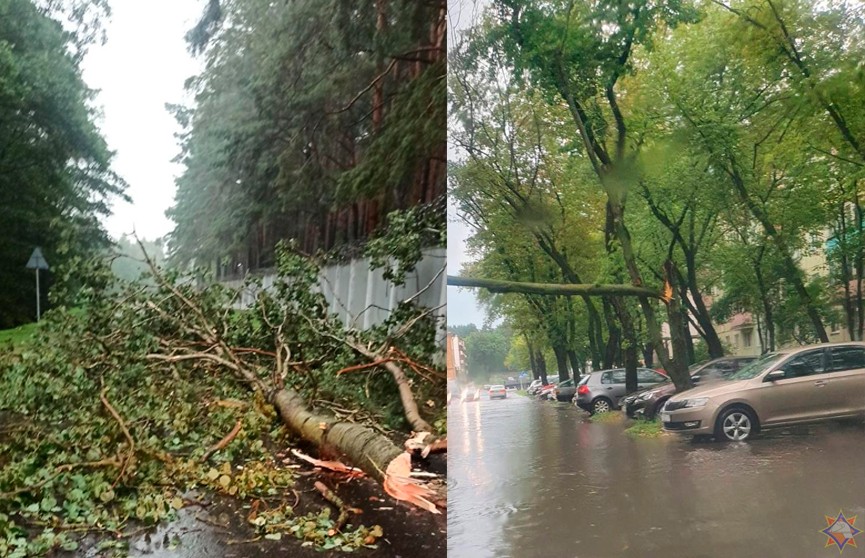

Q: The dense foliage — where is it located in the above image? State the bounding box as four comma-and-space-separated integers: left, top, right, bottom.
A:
0, 244, 445, 555
451, 0, 865, 384
0, 0, 126, 328
167, 0, 446, 274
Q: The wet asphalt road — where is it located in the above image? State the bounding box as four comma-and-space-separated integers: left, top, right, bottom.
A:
447, 393, 865, 558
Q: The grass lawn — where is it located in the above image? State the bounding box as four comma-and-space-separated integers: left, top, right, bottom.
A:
0, 321, 39, 347
589, 410, 626, 424
625, 418, 664, 438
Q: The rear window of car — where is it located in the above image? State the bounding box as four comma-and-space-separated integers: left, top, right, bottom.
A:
490, 385, 505, 390
637, 368, 664, 382
578, 374, 591, 386
830, 347, 865, 372
601, 370, 627, 384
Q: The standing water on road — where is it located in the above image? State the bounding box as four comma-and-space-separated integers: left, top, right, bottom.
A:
448, 394, 865, 558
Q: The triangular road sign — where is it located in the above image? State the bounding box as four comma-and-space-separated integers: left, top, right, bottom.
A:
26, 247, 49, 270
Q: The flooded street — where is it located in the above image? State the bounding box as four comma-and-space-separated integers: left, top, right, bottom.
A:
448, 393, 865, 558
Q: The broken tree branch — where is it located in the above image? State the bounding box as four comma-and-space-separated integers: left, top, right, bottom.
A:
201, 419, 243, 463
314, 481, 360, 532
99, 379, 135, 488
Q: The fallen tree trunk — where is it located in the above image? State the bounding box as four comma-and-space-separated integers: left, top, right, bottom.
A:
447, 275, 663, 298
269, 388, 402, 484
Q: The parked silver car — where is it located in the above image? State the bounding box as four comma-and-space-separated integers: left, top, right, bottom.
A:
575, 368, 668, 414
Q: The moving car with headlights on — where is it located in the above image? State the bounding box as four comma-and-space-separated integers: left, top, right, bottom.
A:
660, 343, 865, 441
575, 367, 668, 414
488, 384, 507, 400
622, 356, 755, 419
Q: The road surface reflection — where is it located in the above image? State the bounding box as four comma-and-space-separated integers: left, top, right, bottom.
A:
448, 394, 865, 558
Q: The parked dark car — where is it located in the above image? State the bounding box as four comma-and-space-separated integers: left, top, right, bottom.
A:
553, 378, 576, 402
622, 356, 756, 419
575, 368, 668, 414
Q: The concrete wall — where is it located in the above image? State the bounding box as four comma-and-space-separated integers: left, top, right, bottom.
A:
221, 248, 447, 357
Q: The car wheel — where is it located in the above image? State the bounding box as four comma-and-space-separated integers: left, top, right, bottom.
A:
715, 406, 758, 441
592, 398, 612, 414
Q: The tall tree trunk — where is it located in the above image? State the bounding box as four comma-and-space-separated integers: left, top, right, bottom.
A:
611, 298, 638, 393
683, 250, 723, 358
855, 195, 864, 341
642, 187, 724, 358
754, 258, 776, 352
837, 206, 855, 338
643, 342, 654, 368
682, 306, 695, 364
528, 341, 540, 380
756, 314, 765, 353
553, 345, 570, 382
607, 200, 692, 391
537, 350, 548, 385
728, 168, 829, 342
602, 298, 621, 369
567, 349, 582, 381
586, 310, 600, 371
534, 237, 605, 367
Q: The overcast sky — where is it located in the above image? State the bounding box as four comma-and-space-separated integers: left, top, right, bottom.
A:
82, 1, 489, 326
81, 0, 204, 242
447, 0, 490, 328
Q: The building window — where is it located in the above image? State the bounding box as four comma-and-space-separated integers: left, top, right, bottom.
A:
734, 333, 740, 347
743, 330, 752, 348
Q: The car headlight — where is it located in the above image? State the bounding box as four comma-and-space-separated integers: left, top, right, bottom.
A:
683, 397, 709, 408
637, 390, 657, 401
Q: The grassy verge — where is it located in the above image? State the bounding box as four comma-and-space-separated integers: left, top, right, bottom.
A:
516, 390, 528, 397
589, 411, 626, 424
0, 321, 39, 347
625, 419, 664, 438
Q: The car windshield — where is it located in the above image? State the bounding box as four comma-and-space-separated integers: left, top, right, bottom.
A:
727, 352, 785, 381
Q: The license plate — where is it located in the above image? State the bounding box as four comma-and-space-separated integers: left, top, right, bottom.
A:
660, 412, 671, 423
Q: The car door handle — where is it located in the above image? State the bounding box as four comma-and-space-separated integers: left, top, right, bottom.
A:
607, 387, 614, 390
814, 380, 827, 387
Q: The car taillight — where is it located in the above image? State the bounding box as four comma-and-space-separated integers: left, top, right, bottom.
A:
577, 385, 589, 395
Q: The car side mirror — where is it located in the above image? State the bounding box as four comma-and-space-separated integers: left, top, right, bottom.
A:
764, 370, 785, 382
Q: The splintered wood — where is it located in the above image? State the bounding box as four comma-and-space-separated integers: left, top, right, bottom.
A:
289, 449, 366, 478
383, 452, 441, 514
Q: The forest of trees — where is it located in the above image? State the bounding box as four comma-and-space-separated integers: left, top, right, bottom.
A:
167, 0, 446, 276
0, 2, 448, 555
0, 0, 124, 328
450, 0, 865, 391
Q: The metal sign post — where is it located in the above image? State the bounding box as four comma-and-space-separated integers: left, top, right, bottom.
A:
25, 247, 49, 321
